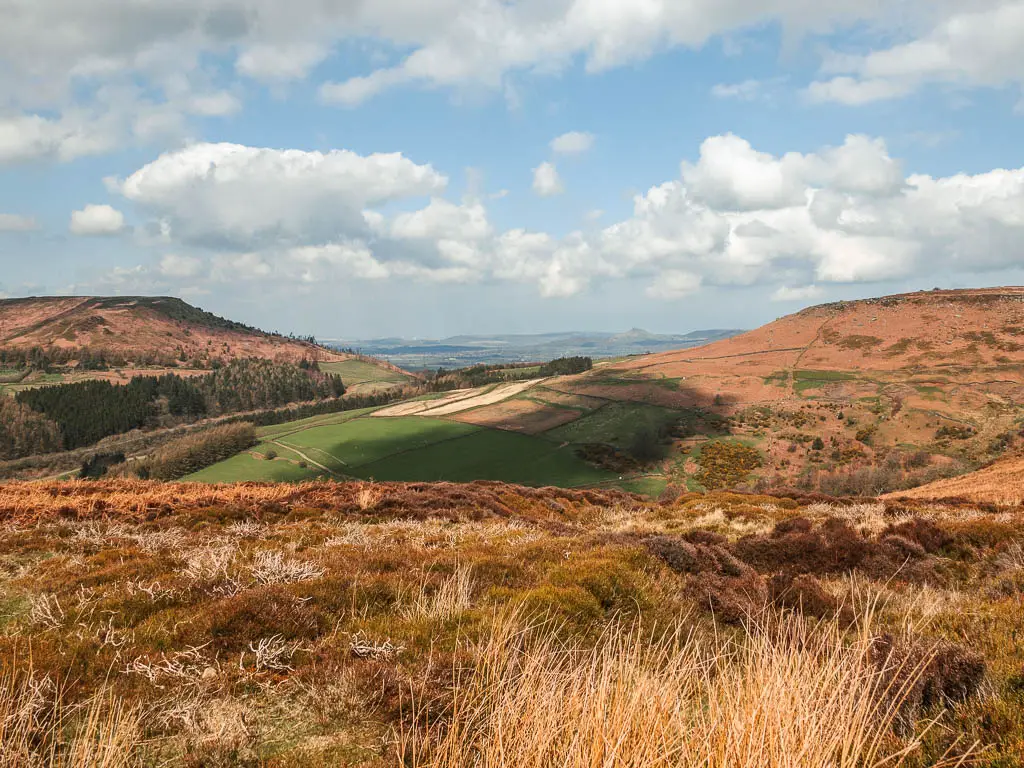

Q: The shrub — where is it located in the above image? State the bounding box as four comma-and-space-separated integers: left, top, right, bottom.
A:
128, 424, 258, 480
696, 442, 762, 490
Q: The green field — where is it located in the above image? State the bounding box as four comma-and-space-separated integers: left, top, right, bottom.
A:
793, 369, 858, 395
546, 401, 679, 448
320, 359, 411, 392
188, 412, 615, 487
257, 407, 380, 440
355, 429, 612, 486
187, 451, 325, 483
274, 417, 478, 470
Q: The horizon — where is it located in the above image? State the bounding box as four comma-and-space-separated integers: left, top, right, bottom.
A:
3, 283, 1023, 341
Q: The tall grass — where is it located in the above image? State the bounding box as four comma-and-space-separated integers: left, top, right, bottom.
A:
0, 668, 140, 767
403, 610, 971, 768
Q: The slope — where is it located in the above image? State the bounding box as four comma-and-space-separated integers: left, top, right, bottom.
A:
887, 453, 1024, 505
543, 287, 1024, 493
0, 296, 345, 364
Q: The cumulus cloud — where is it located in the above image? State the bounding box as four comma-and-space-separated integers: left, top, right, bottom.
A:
0, 0, 1016, 173
116, 142, 447, 248
0, 214, 39, 232
0, 0, 937, 143
236, 42, 331, 82
551, 131, 595, 155
711, 79, 765, 100
532, 162, 564, 197
105, 133, 1024, 303
70, 204, 125, 236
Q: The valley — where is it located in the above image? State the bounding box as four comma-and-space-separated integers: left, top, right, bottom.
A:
1, 287, 1024, 767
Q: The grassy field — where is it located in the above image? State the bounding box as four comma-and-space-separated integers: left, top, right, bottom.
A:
792, 369, 858, 394
257, 407, 381, 440
190, 413, 613, 487
546, 401, 680, 447
320, 358, 412, 393
277, 417, 478, 469
187, 450, 325, 482
355, 429, 614, 486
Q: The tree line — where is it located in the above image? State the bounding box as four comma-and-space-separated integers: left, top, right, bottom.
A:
15, 359, 344, 451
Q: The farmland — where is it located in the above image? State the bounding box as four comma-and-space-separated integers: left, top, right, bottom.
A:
319, 358, 414, 394
189, 408, 617, 488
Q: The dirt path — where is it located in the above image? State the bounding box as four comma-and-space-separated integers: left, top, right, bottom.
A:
270, 439, 346, 477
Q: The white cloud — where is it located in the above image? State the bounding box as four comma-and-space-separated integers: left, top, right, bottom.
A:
0, 0, 1015, 170
0, 214, 39, 232
186, 91, 242, 117
0, 0, 916, 128
711, 79, 765, 100
533, 162, 564, 197
117, 142, 447, 248
809, 2, 1024, 104
772, 284, 824, 302
158, 253, 202, 278
70, 204, 125, 236
391, 198, 492, 241
0, 113, 119, 164
104, 133, 1024, 304
806, 77, 913, 106
236, 42, 331, 82
647, 271, 703, 299
551, 131, 595, 155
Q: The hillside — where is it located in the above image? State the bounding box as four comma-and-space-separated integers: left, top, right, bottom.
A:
888, 453, 1024, 505
556, 287, 1024, 492
0, 295, 346, 365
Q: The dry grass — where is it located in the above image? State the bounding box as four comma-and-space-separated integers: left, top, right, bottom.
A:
403, 609, 971, 768
402, 566, 475, 622
0, 480, 1020, 765
0, 668, 140, 767
887, 454, 1024, 505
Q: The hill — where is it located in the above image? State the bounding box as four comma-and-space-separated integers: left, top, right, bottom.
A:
887, 453, 1024, 505
0, 295, 346, 366
560, 287, 1024, 492
329, 328, 744, 369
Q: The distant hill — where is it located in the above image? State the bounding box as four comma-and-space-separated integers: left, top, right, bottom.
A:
329, 328, 745, 369
0, 296, 347, 366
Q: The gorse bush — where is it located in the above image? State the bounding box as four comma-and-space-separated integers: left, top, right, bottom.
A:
696, 442, 762, 490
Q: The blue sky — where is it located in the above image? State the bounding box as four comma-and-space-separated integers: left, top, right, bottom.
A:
1, 1, 1023, 338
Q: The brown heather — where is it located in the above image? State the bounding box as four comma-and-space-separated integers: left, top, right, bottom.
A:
0, 480, 1020, 765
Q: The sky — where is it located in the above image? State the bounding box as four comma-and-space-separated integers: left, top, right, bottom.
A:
0, 1, 1023, 339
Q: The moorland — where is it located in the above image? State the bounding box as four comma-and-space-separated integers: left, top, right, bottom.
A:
1, 288, 1023, 767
